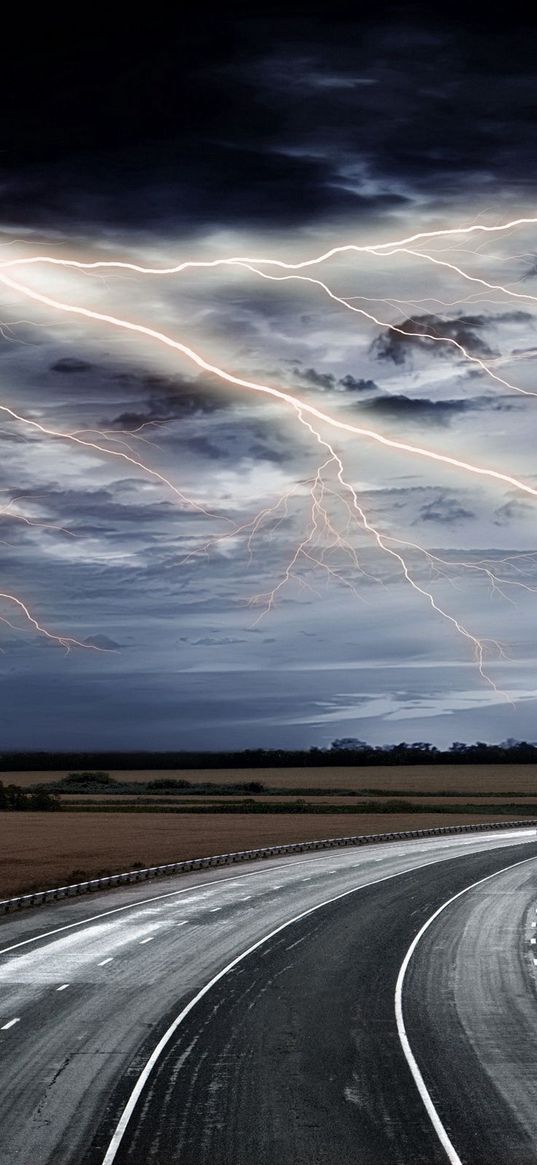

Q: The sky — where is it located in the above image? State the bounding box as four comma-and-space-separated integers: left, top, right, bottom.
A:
2, 6, 537, 750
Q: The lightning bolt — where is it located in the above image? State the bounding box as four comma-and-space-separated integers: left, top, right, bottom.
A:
1, 213, 537, 691
2, 213, 536, 275
0, 592, 106, 652
0, 269, 535, 499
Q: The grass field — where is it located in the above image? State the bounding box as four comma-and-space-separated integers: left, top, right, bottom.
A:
6, 764, 537, 794
0, 809, 530, 898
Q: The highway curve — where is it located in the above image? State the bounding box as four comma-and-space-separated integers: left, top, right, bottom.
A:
1, 830, 537, 1165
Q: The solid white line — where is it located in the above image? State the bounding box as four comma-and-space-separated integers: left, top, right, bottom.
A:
394, 852, 537, 1165
98, 958, 113, 966
56, 984, 70, 991
100, 843, 536, 1165
1, 1017, 20, 1030
139, 937, 154, 945
0, 833, 529, 959
209, 908, 221, 913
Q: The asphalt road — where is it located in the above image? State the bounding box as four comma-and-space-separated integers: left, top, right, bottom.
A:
2, 829, 537, 1165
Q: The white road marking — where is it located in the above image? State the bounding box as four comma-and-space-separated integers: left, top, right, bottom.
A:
139, 937, 154, 945
99, 845, 537, 1165
531, 938, 536, 945
209, 908, 221, 913
1, 833, 532, 960
532, 921, 536, 927
533, 958, 537, 966
98, 958, 113, 966
240, 896, 252, 901
56, 984, 70, 991
175, 921, 187, 926
1, 1017, 20, 1030
395, 852, 537, 1165
0, 855, 366, 957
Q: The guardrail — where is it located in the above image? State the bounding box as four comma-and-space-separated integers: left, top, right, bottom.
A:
1, 818, 535, 916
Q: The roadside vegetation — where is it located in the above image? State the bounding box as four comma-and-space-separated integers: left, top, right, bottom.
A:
2, 772, 537, 818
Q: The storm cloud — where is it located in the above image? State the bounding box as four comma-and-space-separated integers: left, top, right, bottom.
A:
1, 6, 537, 750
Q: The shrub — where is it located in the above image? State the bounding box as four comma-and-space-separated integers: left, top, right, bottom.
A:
28, 789, 61, 811
62, 772, 113, 785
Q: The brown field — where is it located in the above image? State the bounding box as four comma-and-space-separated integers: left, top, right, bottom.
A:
6, 764, 537, 794
54, 793, 537, 809
0, 810, 530, 899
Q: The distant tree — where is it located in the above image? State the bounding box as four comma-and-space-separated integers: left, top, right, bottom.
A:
5, 784, 27, 810
330, 738, 369, 751
0, 782, 60, 811
28, 789, 61, 811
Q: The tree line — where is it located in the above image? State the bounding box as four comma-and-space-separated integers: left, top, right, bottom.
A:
0, 738, 536, 771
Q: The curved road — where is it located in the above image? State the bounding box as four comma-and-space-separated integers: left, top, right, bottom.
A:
1, 830, 537, 1164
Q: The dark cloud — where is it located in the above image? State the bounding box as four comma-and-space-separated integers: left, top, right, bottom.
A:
3, 483, 202, 538
494, 499, 534, 525
415, 495, 475, 524
372, 313, 500, 364
181, 636, 248, 646
45, 358, 238, 418
50, 358, 95, 374
296, 367, 337, 391
338, 374, 378, 393
4, 11, 537, 232
84, 634, 122, 650
296, 367, 379, 393
101, 382, 239, 429
357, 392, 503, 426
184, 436, 229, 460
